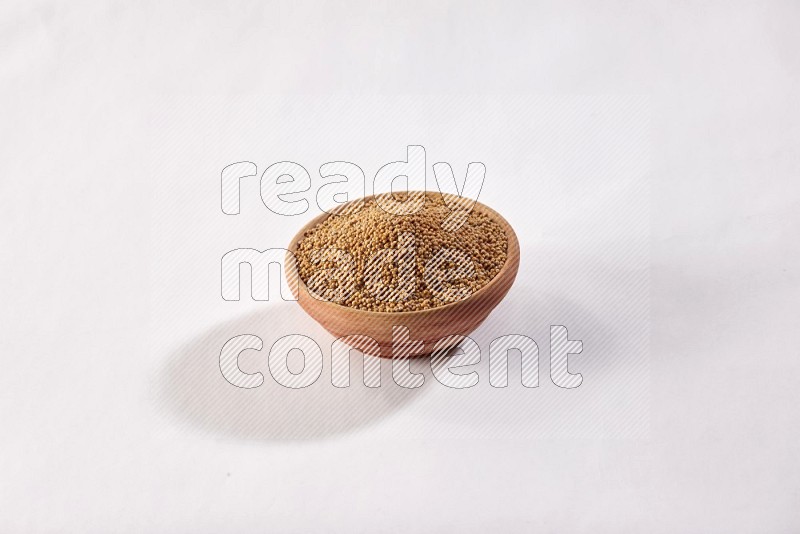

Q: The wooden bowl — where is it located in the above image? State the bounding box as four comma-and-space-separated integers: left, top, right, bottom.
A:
285, 193, 520, 358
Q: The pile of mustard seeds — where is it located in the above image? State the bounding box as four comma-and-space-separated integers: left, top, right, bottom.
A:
295, 192, 508, 312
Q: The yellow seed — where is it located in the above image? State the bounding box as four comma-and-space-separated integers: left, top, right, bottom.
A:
295, 192, 508, 312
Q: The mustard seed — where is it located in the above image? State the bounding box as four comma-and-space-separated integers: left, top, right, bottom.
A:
295, 192, 508, 312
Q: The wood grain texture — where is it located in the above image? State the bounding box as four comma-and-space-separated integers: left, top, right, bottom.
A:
285, 193, 520, 358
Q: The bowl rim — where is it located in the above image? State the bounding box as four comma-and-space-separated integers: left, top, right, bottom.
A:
285, 191, 520, 318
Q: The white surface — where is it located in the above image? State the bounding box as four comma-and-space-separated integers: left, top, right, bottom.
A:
1, 1, 799, 532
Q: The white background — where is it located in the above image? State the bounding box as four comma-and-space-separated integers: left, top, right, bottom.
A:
1, 1, 799, 532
